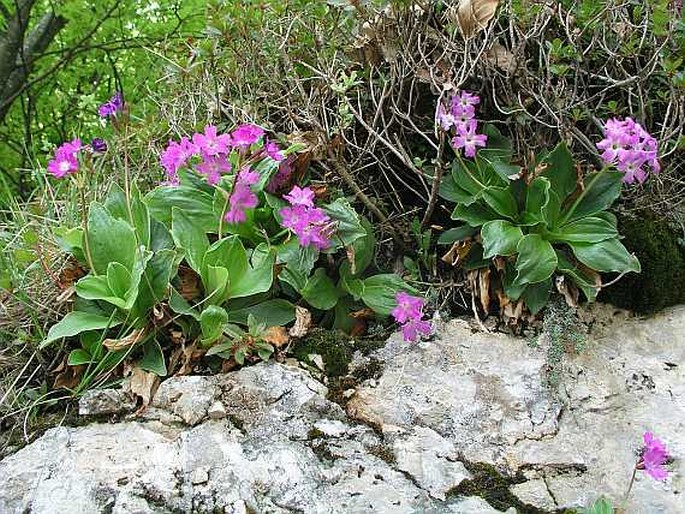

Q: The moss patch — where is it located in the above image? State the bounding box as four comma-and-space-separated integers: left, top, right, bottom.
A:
600, 210, 685, 313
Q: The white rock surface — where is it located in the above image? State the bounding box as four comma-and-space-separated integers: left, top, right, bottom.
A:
1, 306, 684, 513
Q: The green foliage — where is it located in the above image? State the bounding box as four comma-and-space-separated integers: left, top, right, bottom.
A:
439, 136, 640, 314
40, 124, 415, 391
581, 497, 614, 514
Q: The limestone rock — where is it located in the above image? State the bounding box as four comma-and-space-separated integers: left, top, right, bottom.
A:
78, 388, 137, 416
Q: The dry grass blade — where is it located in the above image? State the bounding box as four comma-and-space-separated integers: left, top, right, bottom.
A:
289, 307, 312, 338
102, 328, 145, 352
453, 0, 500, 38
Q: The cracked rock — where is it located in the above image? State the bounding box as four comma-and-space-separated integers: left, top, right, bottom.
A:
78, 388, 137, 416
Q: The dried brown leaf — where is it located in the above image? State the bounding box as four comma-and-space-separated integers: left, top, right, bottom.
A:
289, 306, 312, 338
128, 367, 159, 411
54, 364, 84, 390
486, 43, 516, 72
453, 0, 500, 38
103, 328, 145, 352
262, 326, 289, 349
555, 276, 579, 308
178, 265, 201, 301
441, 241, 473, 268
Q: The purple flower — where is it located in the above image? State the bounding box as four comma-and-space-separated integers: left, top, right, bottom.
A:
47, 138, 82, 178
639, 432, 669, 481
284, 185, 315, 207
90, 138, 107, 153
452, 121, 488, 158
279, 186, 332, 250
160, 137, 198, 184
392, 292, 432, 342
264, 139, 284, 162
196, 154, 232, 185
98, 91, 124, 117
597, 117, 660, 184
224, 168, 260, 224
192, 125, 232, 156
437, 103, 456, 131
231, 124, 265, 148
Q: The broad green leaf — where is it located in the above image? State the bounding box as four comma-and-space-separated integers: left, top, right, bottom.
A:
87, 203, 137, 274
171, 208, 209, 274
107, 262, 133, 301
168, 287, 200, 320
200, 305, 229, 345
203, 236, 247, 282
566, 171, 623, 222
135, 249, 176, 315
551, 217, 618, 243
478, 124, 513, 161
338, 262, 365, 299
42, 311, 121, 348
437, 225, 478, 245
452, 202, 499, 227
439, 174, 469, 203
359, 274, 414, 316
277, 238, 318, 276
542, 189, 562, 228
542, 142, 576, 201
556, 250, 600, 302
75, 274, 122, 307
68, 349, 94, 366
139, 339, 167, 376
149, 219, 175, 252
145, 186, 216, 232
205, 265, 230, 304
582, 496, 614, 514
522, 177, 551, 226
105, 183, 151, 247
451, 160, 483, 205
323, 198, 366, 246
482, 187, 519, 220
481, 220, 524, 258
301, 268, 341, 310
348, 217, 375, 276
488, 159, 519, 183
515, 234, 558, 284
54, 226, 86, 264
502, 264, 526, 300
228, 243, 275, 299
521, 279, 553, 314
569, 238, 641, 273
227, 299, 296, 327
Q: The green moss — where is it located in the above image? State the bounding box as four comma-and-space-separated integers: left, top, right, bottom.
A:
600, 211, 685, 313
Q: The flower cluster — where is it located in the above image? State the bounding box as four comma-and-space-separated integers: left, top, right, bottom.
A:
225, 169, 259, 224
438, 90, 488, 158
279, 186, 332, 250
596, 117, 660, 184
98, 91, 124, 118
638, 431, 669, 481
47, 139, 82, 178
391, 292, 432, 342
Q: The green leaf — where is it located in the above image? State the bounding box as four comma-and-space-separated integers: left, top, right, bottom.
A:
522, 177, 551, 226
168, 287, 200, 320
450, 160, 483, 205
277, 238, 318, 276
145, 186, 217, 232
515, 234, 558, 284
172, 208, 209, 275
439, 173, 469, 203
482, 187, 519, 220
227, 299, 296, 327
568, 238, 641, 273
87, 203, 137, 274
481, 220, 524, 259
200, 305, 229, 345
301, 268, 342, 310
556, 250, 600, 302
551, 217, 618, 243
205, 265, 230, 305
359, 274, 414, 316
54, 226, 86, 264
542, 142, 576, 201
42, 311, 121, 348
229, 243, 275, 299
488, 159, 520, 183
348, 217, 375, 275
452, 202, 499, 227
566, 171, 623, 222
323, 198, 366, 246
478, 124, 513, 161
582, 496, 614, 514
502, 264, 526, 300
68, 349, 94, 366
437, 225, 478, 245
521, 279, 552, 314
134, 249, 176, 315
107, 262, 133, 301
139, 339, 167, 376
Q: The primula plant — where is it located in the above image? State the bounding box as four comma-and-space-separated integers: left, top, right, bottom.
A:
41, 114, 430, 391
438, 90, 646, 314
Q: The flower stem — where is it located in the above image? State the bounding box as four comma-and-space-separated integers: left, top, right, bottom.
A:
77, 178, 97, 275
620, 464, 638, 513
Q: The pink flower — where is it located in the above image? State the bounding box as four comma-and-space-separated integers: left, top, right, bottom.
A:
47, 138, 82, 178
98, 91, 123, 117
452, 121, 488, 158
266, 155, 295, 193
196, 154, 232, 185
639, 432, 669, 481
224, 168, 260, 224
231, 124, 265, 147
284, 185, 315, 207
437, 103, 456, 131
597, 117, 659, 184
392, 292, 432, 342
279, 186, 332, 250
192, 125, 232, 156
160, 137, 198, 183
264, 139, 284, 162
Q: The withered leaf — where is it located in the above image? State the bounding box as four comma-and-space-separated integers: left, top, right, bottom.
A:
555, 275, 579, 308
485, 43, 516, 72
452, 0, 500, 38
289, 306, 312, 338
441, 240, 473, 268
262, 326, 289, 349
127, 366, 159, 411
103, 328, 145, 352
